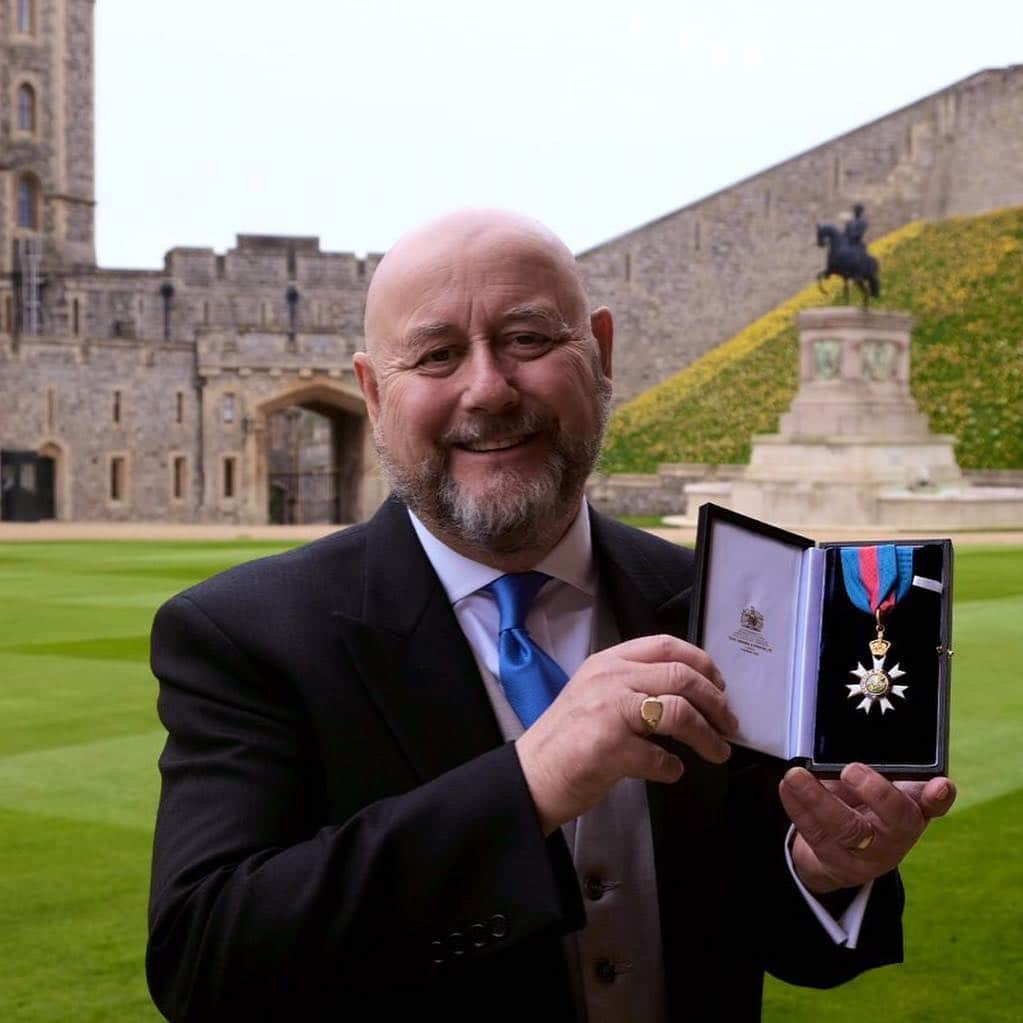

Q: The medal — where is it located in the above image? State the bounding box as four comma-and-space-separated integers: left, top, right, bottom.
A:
840, 545, 914, 715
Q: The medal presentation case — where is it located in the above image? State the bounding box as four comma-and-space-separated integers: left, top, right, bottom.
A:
688, 504, 952, 779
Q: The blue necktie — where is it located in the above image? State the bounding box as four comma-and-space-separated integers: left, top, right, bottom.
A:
486, 572, 569, 728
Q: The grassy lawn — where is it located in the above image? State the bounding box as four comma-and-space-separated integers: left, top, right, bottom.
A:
1, 540, 1020, 1020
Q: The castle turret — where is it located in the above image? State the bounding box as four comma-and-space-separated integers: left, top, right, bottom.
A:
1, 0, 96, 333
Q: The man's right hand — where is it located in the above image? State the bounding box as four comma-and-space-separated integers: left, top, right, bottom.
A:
514, 635, 738, 835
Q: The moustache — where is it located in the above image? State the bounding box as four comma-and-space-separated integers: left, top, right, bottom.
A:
439, 409, 558, 448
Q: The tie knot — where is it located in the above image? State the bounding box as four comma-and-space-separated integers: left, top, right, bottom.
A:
487, 571, 552, 632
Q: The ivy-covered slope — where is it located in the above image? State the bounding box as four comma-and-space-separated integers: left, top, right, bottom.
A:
600, 207, 1023, 472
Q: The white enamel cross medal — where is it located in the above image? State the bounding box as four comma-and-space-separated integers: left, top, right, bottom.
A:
847, 609, 908, 714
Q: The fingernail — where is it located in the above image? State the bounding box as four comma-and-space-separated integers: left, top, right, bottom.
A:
936, 783, 950, 801
843, 763, 868, 786
785, 767, 813, 792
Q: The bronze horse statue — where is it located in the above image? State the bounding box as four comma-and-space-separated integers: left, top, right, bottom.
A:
816, 223, 880, 306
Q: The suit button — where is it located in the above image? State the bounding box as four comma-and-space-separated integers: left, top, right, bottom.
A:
595, 958, 633, 984
488, 914, 509, 939
584, 876, 606, 901
447, 931, 466, 956
430, 939, 445, 966
469, 923, 488, 948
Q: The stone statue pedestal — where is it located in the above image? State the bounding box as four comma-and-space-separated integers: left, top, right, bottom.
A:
682, 307, 1023, 527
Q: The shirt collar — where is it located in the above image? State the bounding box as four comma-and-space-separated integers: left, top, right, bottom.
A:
408, 501, 597, 606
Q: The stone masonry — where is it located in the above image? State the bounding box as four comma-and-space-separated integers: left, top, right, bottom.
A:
1, 1, 1021, 522
578, 65, 1023, 403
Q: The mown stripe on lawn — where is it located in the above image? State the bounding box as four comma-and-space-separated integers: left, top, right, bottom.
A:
0, 730, 165, 831
3, 634, 151, 662
0, 653, 159, 758
0, 806, 162, 1023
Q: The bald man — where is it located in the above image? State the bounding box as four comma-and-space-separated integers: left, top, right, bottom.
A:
147, 209, 953, 1023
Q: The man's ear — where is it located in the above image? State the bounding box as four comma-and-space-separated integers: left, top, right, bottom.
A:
353, 352, 380, 423
590, 307, 614, 380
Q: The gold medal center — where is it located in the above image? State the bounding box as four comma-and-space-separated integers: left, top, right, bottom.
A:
863, 670, 890, 696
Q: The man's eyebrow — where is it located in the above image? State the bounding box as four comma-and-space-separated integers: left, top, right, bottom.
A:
403, 322, 458, 348
499, 305, 575, 335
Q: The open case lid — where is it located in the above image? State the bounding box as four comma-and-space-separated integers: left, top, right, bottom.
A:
688, 504, 820, 761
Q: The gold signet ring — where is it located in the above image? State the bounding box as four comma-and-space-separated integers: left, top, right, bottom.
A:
640, 696, 664, 734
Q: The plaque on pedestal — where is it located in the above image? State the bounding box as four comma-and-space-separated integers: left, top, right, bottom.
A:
688, 503, 951, 779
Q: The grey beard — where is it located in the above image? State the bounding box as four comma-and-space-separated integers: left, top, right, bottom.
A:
374, 386, 610, 556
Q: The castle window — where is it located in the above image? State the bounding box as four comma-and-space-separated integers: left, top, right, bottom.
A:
72, 298, 80, 336
110, 456, 126, 502
222, 392, 236, 424
17, 84, 36, 132
176, 391, 184, 424
160, 282, 174, 341
112, 390, 122, 424
17, 0, 34, 34
4, 296, 11, 333
46, 387, 55, 430
17, 175, 40, 230
222, 457, 236, 499
172, 456, 187, 501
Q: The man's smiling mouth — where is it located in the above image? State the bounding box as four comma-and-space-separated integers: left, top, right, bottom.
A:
458, 433, 536, 453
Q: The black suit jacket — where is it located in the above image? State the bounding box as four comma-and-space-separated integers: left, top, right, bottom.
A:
147, 498, 903, 1022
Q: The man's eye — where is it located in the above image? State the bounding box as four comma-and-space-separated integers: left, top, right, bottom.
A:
420, 348, 454, 368
509, 333, 551, 352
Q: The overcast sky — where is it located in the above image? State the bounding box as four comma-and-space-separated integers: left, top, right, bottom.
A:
94, 0, 1022, 268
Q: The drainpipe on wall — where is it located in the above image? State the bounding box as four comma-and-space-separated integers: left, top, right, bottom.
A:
193, 348, 206, 522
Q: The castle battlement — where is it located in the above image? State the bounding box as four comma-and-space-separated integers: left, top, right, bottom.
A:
2, 2, 1021, 525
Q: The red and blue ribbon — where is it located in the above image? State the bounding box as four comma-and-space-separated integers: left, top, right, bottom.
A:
840, 545, 915, 615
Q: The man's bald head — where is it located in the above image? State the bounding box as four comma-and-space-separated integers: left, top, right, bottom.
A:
352, 206, 613, 568
363, 208, 591, 352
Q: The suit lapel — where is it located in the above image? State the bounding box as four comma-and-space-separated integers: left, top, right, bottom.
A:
590, 508, 729, 1011
332, 499, 503, 784
588, 507, 692, 640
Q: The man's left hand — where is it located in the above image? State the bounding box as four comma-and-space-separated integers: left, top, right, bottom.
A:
779, 763, 956, 894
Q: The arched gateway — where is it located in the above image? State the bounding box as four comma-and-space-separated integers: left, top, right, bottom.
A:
253, 382, 381, 525
221, 379, 385, 526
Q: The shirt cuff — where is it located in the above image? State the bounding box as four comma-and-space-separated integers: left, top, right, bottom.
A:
784, 824, 873, 948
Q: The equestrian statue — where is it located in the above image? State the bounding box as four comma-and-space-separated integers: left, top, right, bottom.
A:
816, 203, 880, 306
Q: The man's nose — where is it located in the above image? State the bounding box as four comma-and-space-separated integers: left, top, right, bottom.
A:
460, 346, 519, 414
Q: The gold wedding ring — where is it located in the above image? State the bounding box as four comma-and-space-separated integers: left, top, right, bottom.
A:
853, 829, 876, 852
640, 696, 664, 734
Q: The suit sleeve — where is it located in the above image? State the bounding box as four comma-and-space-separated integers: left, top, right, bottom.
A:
146, 593, 584, 1022
728, 751, 904, 989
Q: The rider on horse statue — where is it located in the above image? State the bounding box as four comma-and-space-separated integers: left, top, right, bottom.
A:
817, 202, 880, 305
844, 203, 869, 252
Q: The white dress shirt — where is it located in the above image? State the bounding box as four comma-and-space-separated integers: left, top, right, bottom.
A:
408, 503, 871, 1020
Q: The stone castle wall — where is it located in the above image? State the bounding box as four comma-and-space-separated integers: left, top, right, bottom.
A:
0, 235, 384, 521
578, 66, 1023, 403
2, 0, 1021, 522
